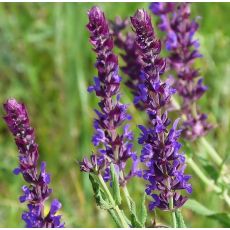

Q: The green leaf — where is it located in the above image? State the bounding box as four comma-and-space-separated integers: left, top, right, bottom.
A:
128, 195, 137, 216
108, 209, 122, 228
175, 210, 186, 228
185, 199, 230, 227
89, 174, 112, 210
131, 213, 142, 228
199, 157, 219, 181
139, 193, 147, 227
126, 195, 142, 227
184, 199, 214, 216
208, 213, 230, 227
89, 174, 100, 196
98, 197, 113, 210
122, 210, 132, 226
110, 163, 121, 206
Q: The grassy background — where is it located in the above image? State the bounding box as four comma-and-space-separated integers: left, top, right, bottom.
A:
0, 3, 229, 227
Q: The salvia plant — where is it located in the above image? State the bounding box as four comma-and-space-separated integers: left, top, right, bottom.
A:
2, 3, 230, 228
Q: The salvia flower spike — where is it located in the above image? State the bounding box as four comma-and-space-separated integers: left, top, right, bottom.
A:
3, 98, 64, 228
131, 9, 192, 211
80, 6, 140, 185
150, 2, 212, 141
111, 17, 144, 110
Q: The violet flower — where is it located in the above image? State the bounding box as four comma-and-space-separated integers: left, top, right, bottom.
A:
131, 9, 192, 211
3, 98, 64, 228
110, 17, 144, 110
80, 6, 140, 186
150, 2, 212, 141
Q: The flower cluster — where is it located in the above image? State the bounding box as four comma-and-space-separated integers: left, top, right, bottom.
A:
150, 2, 212, 140
80, 6, 139, 186
111, 17, 144, 110
3, 99, 64, 228
131, 9, 192, 210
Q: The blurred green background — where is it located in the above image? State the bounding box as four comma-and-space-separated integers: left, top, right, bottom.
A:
0, 3, 230, 227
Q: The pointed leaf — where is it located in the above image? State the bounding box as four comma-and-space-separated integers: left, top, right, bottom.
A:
108, 209, 122, 228
89, 174, 112, 210
126, 195, 142, 227
110, 163, 121, 205
185, 199, 230, 227
175, 209, 186, 228
184, 199, 214, 216
208, 213, 230, 227
140, 193, 147, 227
131, 213, 142, 228
128, 195, 137, 215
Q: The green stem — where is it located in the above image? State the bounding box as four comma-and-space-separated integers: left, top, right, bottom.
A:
191, 102, 198, 118
187, 158, 230, 207
119, 171, 133, 212
200, 137, 223, 166
172, 97, 230, 204
169, 196, 177, 228
171, 96, 224, 167
187, 158, 221, 192
98, 174, 129, 228
223, 190, 230, 207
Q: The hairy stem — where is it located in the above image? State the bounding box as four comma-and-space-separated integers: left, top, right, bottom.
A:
200, 137, 223, 166
98, 174, 129, 228
120, 171, 132, 211
223, 191, 230, 207
187, 158, 221, 193
187, 158, 230, 207
169, 196, 176, 228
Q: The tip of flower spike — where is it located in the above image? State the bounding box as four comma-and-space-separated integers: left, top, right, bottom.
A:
131, 9, 149, 27
88, 6, 104, 26
3, 98, 23, 114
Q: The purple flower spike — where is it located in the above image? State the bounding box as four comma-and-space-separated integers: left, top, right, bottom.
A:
150, 3, 212, 140
131, 9, 191, 211
3, 98, 64, 228
80, 6, 139, 185
111, 17, 144, 110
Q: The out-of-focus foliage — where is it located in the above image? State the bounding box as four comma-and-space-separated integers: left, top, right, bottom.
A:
0, 3, 229, 227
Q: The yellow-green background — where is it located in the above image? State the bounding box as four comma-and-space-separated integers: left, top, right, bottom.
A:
0, 3, 230, 227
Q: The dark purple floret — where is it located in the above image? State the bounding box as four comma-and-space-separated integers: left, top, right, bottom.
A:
150, 3, 212, 140
3, 98, 64, 228
131, 9, 191, 211
81, 6, 140, 185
